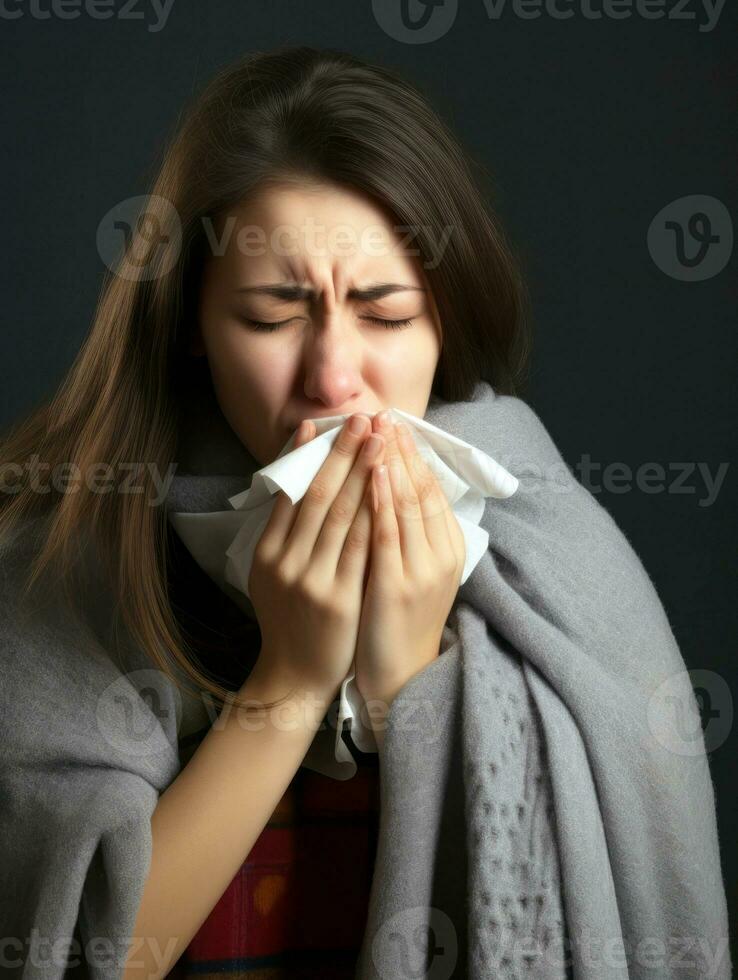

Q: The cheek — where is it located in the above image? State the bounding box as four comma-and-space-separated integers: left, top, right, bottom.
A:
205, 334, 293, 457
209, 332, 289, 405
355, 338, 436, 421
373, 324, 439, 391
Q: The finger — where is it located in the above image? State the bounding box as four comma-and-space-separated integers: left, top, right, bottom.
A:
398, 422, 466, 571
371, 462, 403, 581
335, 469, 376, 590
437, 499, 467, 579
284, 413, 371, 563
312, 430, 385, 578
260, 419, 315, 549
395, 421, 455, 558
380, 421, 430, 574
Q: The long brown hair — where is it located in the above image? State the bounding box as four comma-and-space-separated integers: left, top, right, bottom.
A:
0, 45, 532, 712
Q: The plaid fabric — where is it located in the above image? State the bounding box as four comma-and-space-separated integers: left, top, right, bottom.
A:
165, 523, 380, 979
169, 729, 380, 980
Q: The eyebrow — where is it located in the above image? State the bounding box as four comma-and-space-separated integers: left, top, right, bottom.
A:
234, 282, 426, 302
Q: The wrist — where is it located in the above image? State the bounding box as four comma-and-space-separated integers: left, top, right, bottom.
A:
355, 686, 399, 754
355, 671, 409, 717
244, 655, 339, 713
205, 659, 337, 753
357, 642, 442, 711
213, 662, 335, 738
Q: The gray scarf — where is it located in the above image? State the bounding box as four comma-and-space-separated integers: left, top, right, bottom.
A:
0, 374, 730, 980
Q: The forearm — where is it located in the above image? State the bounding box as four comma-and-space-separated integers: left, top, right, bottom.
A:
121, 660, 336, 980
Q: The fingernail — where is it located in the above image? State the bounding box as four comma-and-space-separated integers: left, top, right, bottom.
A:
376, 410, 391, 428
349, 414, 368, 435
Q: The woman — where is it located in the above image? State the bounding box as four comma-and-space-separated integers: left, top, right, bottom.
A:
0, 46, 730, 980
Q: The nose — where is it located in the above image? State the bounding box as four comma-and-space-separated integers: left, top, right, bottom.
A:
301, 316, 363, 411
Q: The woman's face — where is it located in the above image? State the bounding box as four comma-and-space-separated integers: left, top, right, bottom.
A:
192, 182, 442, 465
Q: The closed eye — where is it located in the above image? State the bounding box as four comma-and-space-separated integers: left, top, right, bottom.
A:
242, 318, 293, 333
242, 316, 414, 333
361, 316, 414, 330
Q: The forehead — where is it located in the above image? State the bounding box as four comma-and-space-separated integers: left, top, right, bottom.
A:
211, 182, 424, 288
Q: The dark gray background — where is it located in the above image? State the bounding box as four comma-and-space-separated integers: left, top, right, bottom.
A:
1, 0, 735, 962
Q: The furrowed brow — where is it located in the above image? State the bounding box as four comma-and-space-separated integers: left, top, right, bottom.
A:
235, 282, 426, 301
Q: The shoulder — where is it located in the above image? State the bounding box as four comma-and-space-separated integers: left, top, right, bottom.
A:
430, 381, 571, 484
449, 384, 666, 611
0, 512, 180, 781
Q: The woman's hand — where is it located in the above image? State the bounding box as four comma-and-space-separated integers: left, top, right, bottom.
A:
248, 413, 384, 702
354, 412, 466, 747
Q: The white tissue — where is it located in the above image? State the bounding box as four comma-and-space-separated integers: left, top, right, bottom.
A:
169, 406, 518, 779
